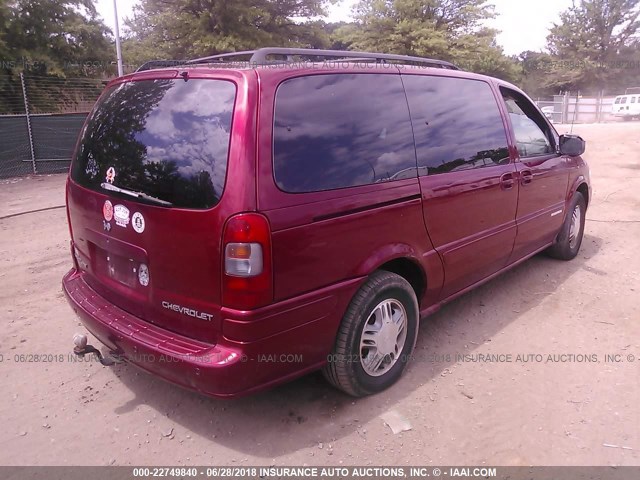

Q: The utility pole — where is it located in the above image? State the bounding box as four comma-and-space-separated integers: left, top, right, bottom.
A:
113, 0, 124, 76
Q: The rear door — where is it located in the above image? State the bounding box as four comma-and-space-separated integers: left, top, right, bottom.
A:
402, 73, 518, 299
67, 72, 246, 343
497, 86, 569, 261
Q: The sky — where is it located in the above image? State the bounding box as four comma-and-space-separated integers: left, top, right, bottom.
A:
95, 0, 575, 56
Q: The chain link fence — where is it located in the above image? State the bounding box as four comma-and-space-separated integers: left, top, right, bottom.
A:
0, 74, 105, 178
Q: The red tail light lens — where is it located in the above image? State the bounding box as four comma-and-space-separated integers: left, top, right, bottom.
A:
222, 213, 272, 310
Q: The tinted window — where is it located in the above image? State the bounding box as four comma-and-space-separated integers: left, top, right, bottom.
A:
500, 87, 553, 157
402, 75, 509, 175
273, 74, 417, 193
71, 79, 236, 209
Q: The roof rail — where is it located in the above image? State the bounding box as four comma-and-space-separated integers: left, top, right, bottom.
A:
136, 60, 186, 72
248, 47, 458, 69
185, 51, 256, 65
136, 48, 458, 72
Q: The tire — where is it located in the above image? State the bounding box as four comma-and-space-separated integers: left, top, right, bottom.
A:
546, 192, 586, 260
322, 270, 419, 397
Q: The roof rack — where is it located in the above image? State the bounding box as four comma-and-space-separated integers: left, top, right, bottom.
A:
136, 47, 459, 72
136, 60, 186, 72
185, 51, 255, 65
248, 48, 458, 69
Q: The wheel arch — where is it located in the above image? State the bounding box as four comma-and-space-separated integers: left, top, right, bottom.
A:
377, 257, 426, 304
355, 244, 428, 306
576, 182, 589, 207
568, 175, 590, 208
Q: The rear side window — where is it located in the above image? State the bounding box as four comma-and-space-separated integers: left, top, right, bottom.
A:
402, 75, 509, 175
273, 74, 417, 193
71, 79, 236, 209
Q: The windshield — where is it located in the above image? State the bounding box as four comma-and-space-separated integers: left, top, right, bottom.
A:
71, 78, 236, 209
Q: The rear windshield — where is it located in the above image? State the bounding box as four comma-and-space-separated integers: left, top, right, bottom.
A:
71, 78, 236, 209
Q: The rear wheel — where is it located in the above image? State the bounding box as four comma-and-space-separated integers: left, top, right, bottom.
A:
323, 271, 419, 397
546, 192, 586, 260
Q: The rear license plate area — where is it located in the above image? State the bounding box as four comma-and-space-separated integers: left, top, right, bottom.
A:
94, 245, 138, 288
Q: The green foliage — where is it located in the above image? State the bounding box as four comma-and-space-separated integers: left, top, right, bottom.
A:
1, 0, 114, 77
333, 0, 520, 82
545, 0, 640, 94
0, 1, 112, 114
518, 51, 558, 98
123, 0, 335, 64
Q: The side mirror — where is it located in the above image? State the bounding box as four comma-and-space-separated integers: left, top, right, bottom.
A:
559, 134, 585, 156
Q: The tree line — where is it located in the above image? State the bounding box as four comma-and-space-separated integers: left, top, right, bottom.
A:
0, 0, 639, 99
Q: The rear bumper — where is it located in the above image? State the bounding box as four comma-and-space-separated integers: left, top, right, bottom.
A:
62, 269, 362, 397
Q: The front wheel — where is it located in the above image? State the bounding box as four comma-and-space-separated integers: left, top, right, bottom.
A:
546, 192, 586, 260
322, 271, 419, 397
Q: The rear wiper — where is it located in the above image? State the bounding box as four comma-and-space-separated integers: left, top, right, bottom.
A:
100, 183, 173, 207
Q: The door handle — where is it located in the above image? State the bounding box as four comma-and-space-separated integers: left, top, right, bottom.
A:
521, 170, 533, 186
500, 172, 514, 190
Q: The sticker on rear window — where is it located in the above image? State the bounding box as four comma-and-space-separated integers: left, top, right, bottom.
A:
103, 200, 113, 222
106, 166, 116, 184
114, 204, 130, 228
132, 212, 145, 233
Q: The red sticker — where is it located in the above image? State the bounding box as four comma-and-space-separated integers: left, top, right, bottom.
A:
103, 200, 113, 222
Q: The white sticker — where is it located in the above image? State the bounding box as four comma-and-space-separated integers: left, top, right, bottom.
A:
113, 204, 130, 228
106, 166, 116, 184
132, 212, 145, 233
138, 263, 149, 287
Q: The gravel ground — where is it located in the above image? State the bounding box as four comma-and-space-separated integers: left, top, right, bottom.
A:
0, 123, 638, 466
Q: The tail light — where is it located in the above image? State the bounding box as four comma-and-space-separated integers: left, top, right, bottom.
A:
222, 213, 272, 310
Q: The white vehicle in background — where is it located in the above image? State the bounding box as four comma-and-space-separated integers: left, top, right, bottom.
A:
612, 94, 640, 120
541, 106, 555, 121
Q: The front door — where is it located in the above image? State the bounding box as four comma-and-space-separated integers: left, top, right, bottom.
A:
498, 87, 570, 261
402, 73, 518, 299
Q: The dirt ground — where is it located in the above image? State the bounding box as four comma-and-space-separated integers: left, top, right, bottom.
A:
0, 123, 639, 467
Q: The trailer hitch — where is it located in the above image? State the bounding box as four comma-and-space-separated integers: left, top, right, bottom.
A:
73, 334, 122, 366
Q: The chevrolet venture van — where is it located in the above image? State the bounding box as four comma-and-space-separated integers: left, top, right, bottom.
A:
63, 48, 591, 397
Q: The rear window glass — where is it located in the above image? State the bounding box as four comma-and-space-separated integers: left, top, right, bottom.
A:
273, 74, 417, 193
71, 78, 236, 209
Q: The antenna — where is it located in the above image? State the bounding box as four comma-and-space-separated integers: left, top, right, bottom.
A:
570, 91, 579, 134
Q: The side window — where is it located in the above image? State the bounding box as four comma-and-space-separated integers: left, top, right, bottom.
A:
273, 74, 417, 193
614, 97, 621, 104
500, 87, 554, 157
632, 97, 637, 104
621, 97, 628, 104
402, 75, 509, 175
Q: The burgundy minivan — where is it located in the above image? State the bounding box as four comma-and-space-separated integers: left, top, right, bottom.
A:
63, 48, 590, 397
